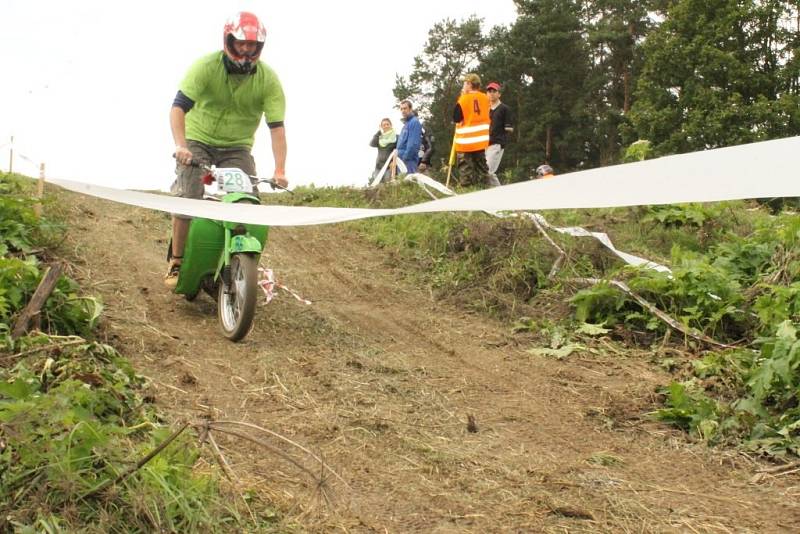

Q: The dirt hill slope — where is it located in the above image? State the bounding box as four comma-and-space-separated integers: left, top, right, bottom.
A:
56, 187, 799, 533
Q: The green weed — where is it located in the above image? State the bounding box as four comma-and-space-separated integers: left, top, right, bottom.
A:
1, 173, 280, 531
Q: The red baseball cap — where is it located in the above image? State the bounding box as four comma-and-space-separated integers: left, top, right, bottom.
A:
486, 82, 501, 91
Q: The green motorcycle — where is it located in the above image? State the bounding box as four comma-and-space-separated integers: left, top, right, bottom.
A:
168, 164, 282, 341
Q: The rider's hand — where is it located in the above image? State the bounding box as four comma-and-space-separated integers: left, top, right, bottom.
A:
273, 171, 288, 189
175, 145, 193, 166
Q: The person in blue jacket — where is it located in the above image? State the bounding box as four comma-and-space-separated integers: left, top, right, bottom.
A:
396, 100, 422, 173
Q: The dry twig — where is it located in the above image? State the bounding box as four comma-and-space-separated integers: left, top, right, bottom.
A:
1, 338, 86, 362
210, 420, 349, 487
81, 422, 189, 499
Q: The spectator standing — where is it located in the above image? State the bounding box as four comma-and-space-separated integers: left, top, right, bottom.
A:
369, 118, 397, 183
486, 81, 513, 187
397, 100, 422, 173
453, 73, 491, 187
418, 120, 434, 174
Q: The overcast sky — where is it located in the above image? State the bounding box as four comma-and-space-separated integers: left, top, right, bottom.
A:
0, 1, 518, 190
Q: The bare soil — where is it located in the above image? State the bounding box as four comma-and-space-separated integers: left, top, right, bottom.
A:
56, 187, 800, 533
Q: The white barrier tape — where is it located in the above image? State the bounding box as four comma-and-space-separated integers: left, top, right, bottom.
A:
17, 152, 39, 166
258, 267, 312, 305
369, 150, 415, 188
397, 172, 667, 271
520, 212, 671, 273
395, 158, 408, 175
369, 149, 407, 187
369, 149, 394, 187
404, 173, 456, 196
49, 136, 800, 227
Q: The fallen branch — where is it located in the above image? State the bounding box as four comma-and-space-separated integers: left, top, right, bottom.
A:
1, 338, 86, 362
12, 263, 63, 339
207, 430, 238, 483
206, 424, 324, 487
569, 278, 732, 349
81, 422, 189, 499
756, 461, 800, 475
210, 420, 348, 488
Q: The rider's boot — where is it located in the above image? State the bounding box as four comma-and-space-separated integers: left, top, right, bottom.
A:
163, 257, 182, 289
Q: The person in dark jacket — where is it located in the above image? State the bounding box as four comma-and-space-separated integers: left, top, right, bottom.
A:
369, 117, 397, 183
418, 121, 434, 174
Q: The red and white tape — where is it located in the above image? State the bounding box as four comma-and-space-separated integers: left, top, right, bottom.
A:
258, 267, 312, 305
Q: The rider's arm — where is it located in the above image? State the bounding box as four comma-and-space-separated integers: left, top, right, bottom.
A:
269, 124, 287, 187
170, 103, 192, 165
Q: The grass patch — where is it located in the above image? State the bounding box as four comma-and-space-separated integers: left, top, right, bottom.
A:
0, 172, 281, 532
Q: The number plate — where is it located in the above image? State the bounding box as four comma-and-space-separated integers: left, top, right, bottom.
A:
214, 168, 253, 193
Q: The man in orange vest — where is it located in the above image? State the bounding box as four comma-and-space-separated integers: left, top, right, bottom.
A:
453, 73, 492, 187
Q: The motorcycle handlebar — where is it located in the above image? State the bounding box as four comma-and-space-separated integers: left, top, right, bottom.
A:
172, 153, 292, 193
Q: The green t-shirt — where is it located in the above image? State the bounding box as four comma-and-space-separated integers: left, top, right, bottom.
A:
179, 51, 285, 148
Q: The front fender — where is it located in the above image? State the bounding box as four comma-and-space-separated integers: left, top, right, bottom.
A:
230, 234, 263, 254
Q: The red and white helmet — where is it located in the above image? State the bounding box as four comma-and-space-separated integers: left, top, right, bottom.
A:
223, 12, 266, 73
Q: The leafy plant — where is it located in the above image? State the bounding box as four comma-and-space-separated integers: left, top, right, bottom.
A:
0, 343, 240, 531
654, 381, 728, 442
641, 204, 717, 229
655, 321, 800, 456
0, 174, 275, 531
0, 257, 102, 337
0, 173, 62, 254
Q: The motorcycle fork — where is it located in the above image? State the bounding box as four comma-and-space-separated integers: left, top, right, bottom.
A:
216, 226, 263, 292
215, 229, 233, 290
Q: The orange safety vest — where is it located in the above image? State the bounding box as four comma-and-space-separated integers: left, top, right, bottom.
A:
455, 91, 490, 153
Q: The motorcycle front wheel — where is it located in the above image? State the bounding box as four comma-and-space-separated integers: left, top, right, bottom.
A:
217, 253, 259, 341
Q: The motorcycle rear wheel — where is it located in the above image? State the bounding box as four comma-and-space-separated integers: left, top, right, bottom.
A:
217, 254, 259, 341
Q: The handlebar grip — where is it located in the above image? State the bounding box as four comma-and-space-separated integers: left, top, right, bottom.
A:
172, 152, 201, 167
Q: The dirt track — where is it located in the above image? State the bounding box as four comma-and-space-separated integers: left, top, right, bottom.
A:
58, 187, 800, 533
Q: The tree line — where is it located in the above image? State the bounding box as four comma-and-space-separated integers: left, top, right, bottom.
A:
394, 0, 800, 181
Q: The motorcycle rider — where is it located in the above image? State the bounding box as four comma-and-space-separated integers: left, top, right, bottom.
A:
166, 11, 288, 288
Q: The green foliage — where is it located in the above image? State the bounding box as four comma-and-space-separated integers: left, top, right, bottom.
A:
641, 204, 714, 228
396, 1, 800, 176
0, 342, 242, 531
622, 140, 652, 162
570, 212, 800, 342
571, 252, 748, 339
655, 321, 800, 456
0, 177, 275, 531
626, 0, 800, 154
571, 281, 630, 326
655, 381, 727, 442
754, 283, 800, 334
0, 256, 102, 337
0, 173, 63, 254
